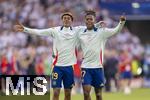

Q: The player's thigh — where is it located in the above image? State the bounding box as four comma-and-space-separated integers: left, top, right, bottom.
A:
92, 68, 106, 88
63, 66, 74, 89
51, 67, 63, 88
81, 68, 92, 85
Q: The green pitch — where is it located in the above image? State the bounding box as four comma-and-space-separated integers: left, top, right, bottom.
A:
0, 88, 150, 100
52, 88, 150, 100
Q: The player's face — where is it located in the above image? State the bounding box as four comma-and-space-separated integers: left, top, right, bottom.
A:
85, 15, 95, 30
62, 15, 73, 27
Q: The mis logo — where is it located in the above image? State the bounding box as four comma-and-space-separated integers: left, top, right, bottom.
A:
2, 75, 49, 96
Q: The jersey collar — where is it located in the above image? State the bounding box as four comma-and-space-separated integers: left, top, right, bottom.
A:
60, 26, 73, 30
84, 26, 98, 32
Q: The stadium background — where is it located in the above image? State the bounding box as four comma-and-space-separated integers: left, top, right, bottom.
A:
0, 0, 150, 100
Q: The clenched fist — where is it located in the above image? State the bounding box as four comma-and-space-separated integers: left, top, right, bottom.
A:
120, 16, 126, 21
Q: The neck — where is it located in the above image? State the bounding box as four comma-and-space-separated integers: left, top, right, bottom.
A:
63, 25, 70, 28
61, 26, 72, 30
87, 25, 94, 30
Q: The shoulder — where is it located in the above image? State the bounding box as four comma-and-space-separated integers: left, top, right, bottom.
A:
47, 26, 62, 33
51, 26, 61, 30
74, 26, 86, 31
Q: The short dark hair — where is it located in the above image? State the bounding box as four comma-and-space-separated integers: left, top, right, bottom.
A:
85, 10, 96, 17
61, 12, 74, 21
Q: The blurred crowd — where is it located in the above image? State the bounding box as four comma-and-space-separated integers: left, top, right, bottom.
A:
0, 0, 150, 94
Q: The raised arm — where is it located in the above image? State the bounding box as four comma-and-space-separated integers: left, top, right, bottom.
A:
14, 22, 55, 37
101, 16, 126, 39
23, 27, 55, 36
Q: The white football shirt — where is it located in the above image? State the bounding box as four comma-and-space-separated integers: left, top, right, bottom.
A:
24, 26, 79, 66
23, 23, 102, 67
78, 21, 125, 68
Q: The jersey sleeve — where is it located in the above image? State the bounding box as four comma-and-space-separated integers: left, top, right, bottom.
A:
23, 27, 56, 37
75, 26, 86, 32
101, 21, 125, 39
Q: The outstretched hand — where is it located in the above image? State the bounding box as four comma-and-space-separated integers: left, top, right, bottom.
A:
120, 16, 126, 21
99, 21, 106, 28
14, 21, 24, 32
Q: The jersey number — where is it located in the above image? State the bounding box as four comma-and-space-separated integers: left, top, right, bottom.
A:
52, 72, 58, 80
82, 70, 86, 78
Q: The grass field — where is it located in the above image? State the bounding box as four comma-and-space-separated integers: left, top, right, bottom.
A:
1, 88, 150, 100
52, 88, 150, 100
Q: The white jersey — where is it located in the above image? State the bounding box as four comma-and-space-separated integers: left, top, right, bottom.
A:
24, 26, 80, 66
23, 22, 102, 67
78, 21, 125, 68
